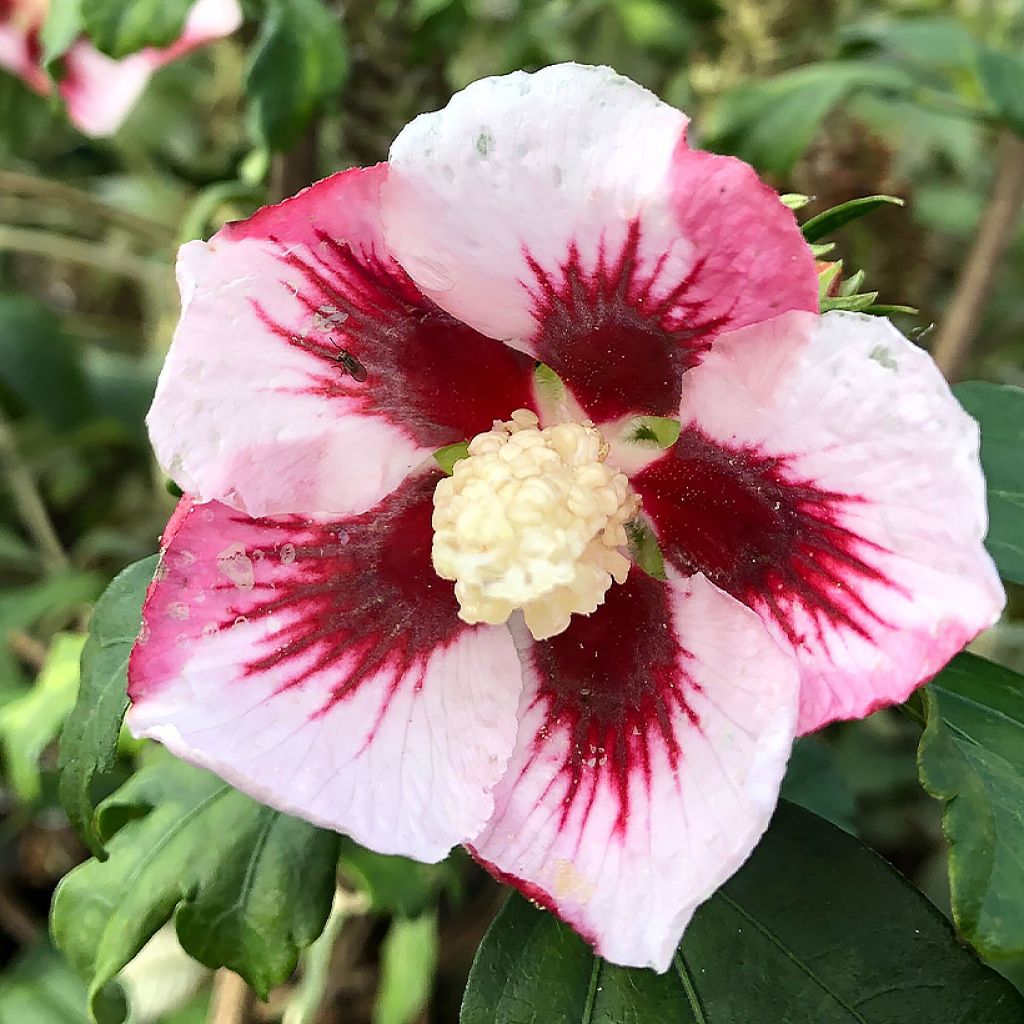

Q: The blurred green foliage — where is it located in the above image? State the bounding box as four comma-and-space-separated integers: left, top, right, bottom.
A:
1, 0, 1024, 1021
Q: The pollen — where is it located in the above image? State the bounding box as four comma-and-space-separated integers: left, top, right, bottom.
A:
431, 409, 638, 640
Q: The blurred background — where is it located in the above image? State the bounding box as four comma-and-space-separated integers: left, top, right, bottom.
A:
1, 0, 1023, 1021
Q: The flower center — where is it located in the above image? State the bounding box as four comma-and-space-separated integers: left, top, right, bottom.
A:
431, 409, 638, 640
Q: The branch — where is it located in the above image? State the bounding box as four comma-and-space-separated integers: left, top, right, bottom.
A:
0, 224, 168, 283
931, 131, 1024, 380
207, 971, 254, 1024
0, 408, 68, 573
0, 169, 172, 243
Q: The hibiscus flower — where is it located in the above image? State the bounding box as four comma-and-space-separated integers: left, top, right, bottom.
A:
0, 0, 241, 136
127, 64, 1004, 970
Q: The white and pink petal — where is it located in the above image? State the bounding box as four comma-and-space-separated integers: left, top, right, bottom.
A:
384, 62, 817, 422
148, 164, 538, 519
633, 310, 1005, 735
469, 571, 799, 971
127, 471, 524, 860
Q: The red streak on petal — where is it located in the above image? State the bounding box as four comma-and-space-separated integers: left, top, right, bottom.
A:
213, 472, 465, 720
525, 573, 698, 839
526, 220, 732, 421
465, 845, 600, 946
255, 232, 535, 446
635, 428, 901, 649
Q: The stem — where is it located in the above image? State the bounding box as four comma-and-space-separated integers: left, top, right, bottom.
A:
270, 119, 321, 203
207, 971, 254, 1024
0, 408, 68, 573
0, 169, 172, 243
282, 889, 368, 1024
931, 131, 1024, 380
0, 224, 167, 283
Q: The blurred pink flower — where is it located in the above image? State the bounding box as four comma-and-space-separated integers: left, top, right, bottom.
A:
0, 0, 241, 136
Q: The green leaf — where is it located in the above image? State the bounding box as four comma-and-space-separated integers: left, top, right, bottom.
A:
58, 555, 157, 858
338, 838, 460, 917
780, 736, 856, 833
801, 195, 906, 243
461, 802, 1023, 1023
704, 61, 913, 176
244, 0, 348, 151
52, 750, 340, 1022
0, 292, 91, 430
373, 912, 439, 1024
953, 381, 1024, 585
40, 0, 85, 69
434, 441, 470, 475
0, 941, 103, 1024
0, 633, 85, 802
978, 49, 1024, 136
839, 16, 979, 75
78, 0, 193, 59
918, 653, 1024, 959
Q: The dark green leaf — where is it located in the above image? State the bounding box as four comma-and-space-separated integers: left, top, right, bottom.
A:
462, 803, 1023, 1023
918, 653, 1024, 958
953, 381, 1024, 584
78, 0, 193, 59
780, 736, 856, 832
338, 838, 460, 917
978, 49, 1024, 136
52, 750, 340, 1022
0, 293, 91, 430
58, 555, 157, 858
801, 195, 905, 243
244, 0, 348, 151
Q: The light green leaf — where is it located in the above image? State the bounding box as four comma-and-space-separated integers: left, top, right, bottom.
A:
58, 556, 157, 858
918, 653, 1024, 958
373, 913, 438, 1024
462, 803, 1023, 1022
78, 0, 192, 59
953, 382, 1024, 585
52, 750, 340, 1023
244, 0, 348, 151
434, 442, 470, 475
40, 0, 85, 69
0, 633, 85, 802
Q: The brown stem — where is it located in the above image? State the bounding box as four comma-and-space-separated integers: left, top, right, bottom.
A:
931, 131, 1024, 380
0, 407, 68, 573
207, 971, 255, 1024
7, 629, 47, 669
0, 169, 173, 243
270, 119, 322, 203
